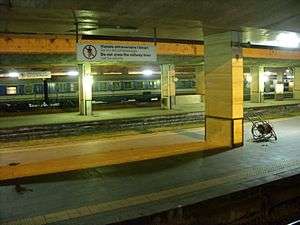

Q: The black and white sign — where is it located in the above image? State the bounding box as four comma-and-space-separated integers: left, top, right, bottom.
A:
77, 44, 157, 62
19, 71, 51, 79
83, 45, 97, 60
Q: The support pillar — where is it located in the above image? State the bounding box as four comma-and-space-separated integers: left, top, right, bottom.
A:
43, 79, 49, 106
160, 64, 176, 109
204, 31, 243, 148
78, 63, 93, 116
195, 65, 205, 102
275, 73, 284, 101
294, 67, 300, 99
250, 66, 264, 103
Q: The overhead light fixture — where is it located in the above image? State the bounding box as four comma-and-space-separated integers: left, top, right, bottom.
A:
103, 72, 123, 75
264, 71, 272, 76
67, 70, 79, 76
100, 25, 138, 33
142, 69, 153, 76
252, 31, 300, 48
275, 32, 300, 48
8, 71, 20, 77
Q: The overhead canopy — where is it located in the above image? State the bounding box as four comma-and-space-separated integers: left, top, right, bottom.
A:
0, 0, 300, 44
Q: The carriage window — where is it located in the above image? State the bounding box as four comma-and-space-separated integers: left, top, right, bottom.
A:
48, 83, 56, 93
99, 82, 108, 91
143, 81, 149, 89
17, 85, 25, 94
70, 83, 75, 92
33, 84, 43, 94
113, 82, 121, 91
135, 81, 143, 89
123, 82, 133, 90
93, 82, 101, 92
6, 86, 17, 95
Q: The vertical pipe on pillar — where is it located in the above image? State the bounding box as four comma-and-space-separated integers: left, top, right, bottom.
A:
160, 64, 176, 110
78, 63, 93, 115
195, 65, 205, 102
204, 31, 244, 148
43, 79, 49, 106
294, 67, 300, 99
250, 66, 264, 103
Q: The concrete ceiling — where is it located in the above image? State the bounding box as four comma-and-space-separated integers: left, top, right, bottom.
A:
0, 0, 300, 45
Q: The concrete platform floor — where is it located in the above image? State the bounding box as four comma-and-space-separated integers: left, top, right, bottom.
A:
0, 99, 299, 129
0, 116, 300, 225
0, 126, 209, 180
0, 127, 205, 169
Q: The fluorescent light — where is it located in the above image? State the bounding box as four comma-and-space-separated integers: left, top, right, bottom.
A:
252, 32, 300, 48
264, 71, 272, 76
67, 70, 79, 76
287, 220, 300, 225
142, 69, 153, 76
8, 72, 20, 77
276, 32, 300, 48
103, 72, 122, 75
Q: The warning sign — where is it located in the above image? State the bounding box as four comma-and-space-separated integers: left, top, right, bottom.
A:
77, 44, 157, 62
82, 45, 97, 60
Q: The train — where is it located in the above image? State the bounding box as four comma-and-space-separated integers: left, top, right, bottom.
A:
0, 73, 196, 111
0, 70, 295, 112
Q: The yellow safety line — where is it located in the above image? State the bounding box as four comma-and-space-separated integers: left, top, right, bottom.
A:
1, 159, 299, 225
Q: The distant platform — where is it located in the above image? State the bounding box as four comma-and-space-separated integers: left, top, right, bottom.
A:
0, 116, 300, 224
0, 99, 299, 143
0, 99, 299, 129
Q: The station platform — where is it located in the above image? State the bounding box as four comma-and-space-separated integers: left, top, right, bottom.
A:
0, 116, 300, 224
0, 99, 299, 129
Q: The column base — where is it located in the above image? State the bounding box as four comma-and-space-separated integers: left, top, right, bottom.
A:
250, 92, 264, 103
200, 95, 205, 103
205, 116, 243, 148
161, 96, 176, 110
294, 91, 300, 100
79, 100, 92, 116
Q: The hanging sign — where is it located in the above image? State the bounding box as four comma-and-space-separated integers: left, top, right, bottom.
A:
77, 44, 157, 62
19, 71, 51, 79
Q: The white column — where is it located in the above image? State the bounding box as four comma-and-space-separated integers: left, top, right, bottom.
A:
78, 63, 93, 116
250, 66, 264, 103
275, 73, 284, 101
160, 64, 176, 109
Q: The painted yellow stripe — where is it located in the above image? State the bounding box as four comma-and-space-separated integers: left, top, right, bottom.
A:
1, 159, 299, 225
0, 35, 203, 56
242, 47, 300, 60
1, 35, 300, 60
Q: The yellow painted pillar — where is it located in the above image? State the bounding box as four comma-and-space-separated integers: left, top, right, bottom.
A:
250, 66, 264, 103
204, 31, 244, 148
78, 63, 93, 116
195, 65, 205, 102
160, 64, 176, 109
294, 67, 300, 99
